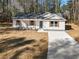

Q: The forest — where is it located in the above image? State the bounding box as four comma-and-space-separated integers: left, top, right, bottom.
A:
0, 0, 79, 24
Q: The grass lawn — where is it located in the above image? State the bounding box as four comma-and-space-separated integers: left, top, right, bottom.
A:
0, 30, 48, 59
0, 23, 79, 59
67, 23, 79, 42
0, 23, 12, 27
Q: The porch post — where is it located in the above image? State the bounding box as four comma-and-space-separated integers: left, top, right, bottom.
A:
27, 20, 29, 29
13, 20, 16, 28
36, 19, 37, 30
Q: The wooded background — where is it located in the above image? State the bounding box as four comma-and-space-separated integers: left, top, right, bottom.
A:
0, 0, 79, 24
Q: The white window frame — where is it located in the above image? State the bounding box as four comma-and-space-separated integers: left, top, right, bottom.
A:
50, 21, 59, 27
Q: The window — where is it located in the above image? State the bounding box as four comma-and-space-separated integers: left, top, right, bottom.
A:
50, 21, 59, 27
55, 21, 59, 27
30, 21, 35, 25
50, 21, 54, 26
16, 20, 20, 25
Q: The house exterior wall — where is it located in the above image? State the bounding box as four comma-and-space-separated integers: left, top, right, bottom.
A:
43, 21, 49, 29
12, 19, 40, 29
27, 21, 40, 29
59, 22, 65, 30
43, 21, 65, 30
12, 19, 65, 30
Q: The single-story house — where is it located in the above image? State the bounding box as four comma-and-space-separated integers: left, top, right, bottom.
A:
12, 12, 66, 30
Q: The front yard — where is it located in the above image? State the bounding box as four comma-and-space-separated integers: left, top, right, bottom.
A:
0, 30, 48, 59
0, 23, 79, 59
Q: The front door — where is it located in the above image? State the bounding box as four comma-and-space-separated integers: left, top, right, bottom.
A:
40, 21, 43, 28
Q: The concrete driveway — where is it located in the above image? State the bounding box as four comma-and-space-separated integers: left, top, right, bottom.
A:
47, 31, 77, 59
48, 31, 76, 43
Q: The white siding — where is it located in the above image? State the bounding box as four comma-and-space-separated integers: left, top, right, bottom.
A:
59, 22, 65, 30
12, 19, 65, 30
42, 21, 65, 30
43, 21, 49, 29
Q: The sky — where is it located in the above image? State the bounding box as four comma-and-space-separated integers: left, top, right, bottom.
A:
61, 0, 69, 6
38, 0, 69, 6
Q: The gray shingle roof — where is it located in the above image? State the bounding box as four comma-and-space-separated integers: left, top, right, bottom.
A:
13, 12, 66, 21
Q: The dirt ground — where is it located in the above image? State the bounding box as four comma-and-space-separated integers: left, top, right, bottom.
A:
67, 23, 79, 41
0, 30, 48, 59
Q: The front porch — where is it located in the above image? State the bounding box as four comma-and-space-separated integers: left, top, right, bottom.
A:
12, 19, 42, 30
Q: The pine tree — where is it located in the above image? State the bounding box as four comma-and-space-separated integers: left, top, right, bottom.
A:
55, 0, 61, 13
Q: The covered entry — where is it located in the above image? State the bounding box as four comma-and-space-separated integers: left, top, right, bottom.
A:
40, 21, 43, 28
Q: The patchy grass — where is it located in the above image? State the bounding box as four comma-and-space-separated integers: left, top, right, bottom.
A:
67, 23, 79, 42
0, 23, 11, 27
0, 30, 48, 59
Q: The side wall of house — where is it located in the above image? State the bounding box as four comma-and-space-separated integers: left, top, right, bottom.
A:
59, 22, 65, 30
